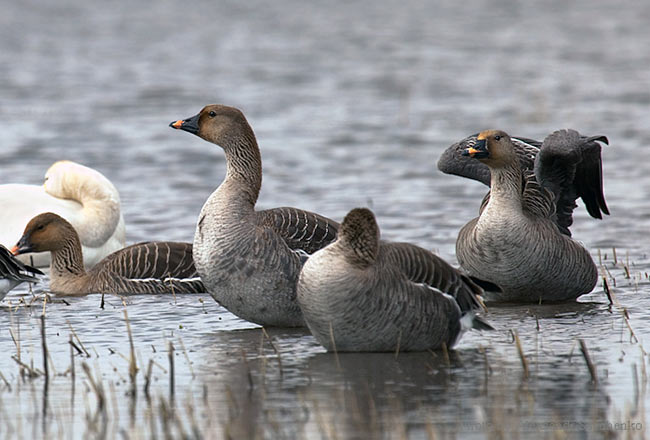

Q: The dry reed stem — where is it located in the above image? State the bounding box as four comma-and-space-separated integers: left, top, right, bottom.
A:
329, 321, 341, 370
513, 330, 529, 379
578, 339, 598, 385
262, 328, 283, 378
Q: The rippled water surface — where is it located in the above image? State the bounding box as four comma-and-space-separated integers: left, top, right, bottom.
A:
1, 0, 649, 438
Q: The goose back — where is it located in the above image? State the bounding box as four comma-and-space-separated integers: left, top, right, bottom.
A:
90, 241, 204, 294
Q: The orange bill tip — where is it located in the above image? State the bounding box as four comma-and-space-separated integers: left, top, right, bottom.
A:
466, 147, 480, 156
10, 245, 19, 256
171, 120, 184, 129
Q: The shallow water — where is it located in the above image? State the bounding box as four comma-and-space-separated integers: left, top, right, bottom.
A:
1, 0, 649, 438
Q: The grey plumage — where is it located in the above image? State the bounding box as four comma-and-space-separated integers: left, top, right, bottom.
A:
13, 212, 203, 295
298, 208, 492, 353
170, 104, 339, 327
0, 245, 43, 300
452, 130, 601, 302
437, 130, 609, 236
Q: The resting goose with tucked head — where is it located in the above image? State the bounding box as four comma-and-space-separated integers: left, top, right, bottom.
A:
0, 245, 43, 301
454, 129, 606, 302
297, 208, 492, 352
0, 160, 126, 268
170, 105, 339, 327
12, 213, 204, 295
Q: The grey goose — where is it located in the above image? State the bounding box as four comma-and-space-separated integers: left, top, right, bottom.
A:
437, 130, 609, 236
13, 213, 204, 295
445, 129, 608, 302
298, 208, 492, 352
0, 245, 43, 301
170, 104, 338, 327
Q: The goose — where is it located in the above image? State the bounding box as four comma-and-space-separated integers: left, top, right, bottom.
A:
0, 160, 126, 268
437, 130, 609, 236
297, 208, 492, 352
448, 129, 608, 302
12, 213, 204, 295
170, 104, 339, 327
0, 245, 43, 301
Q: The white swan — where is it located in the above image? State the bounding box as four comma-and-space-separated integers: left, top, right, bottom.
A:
0, 160, 126, 268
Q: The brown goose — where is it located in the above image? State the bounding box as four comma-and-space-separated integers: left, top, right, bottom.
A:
12, 213, 204, 295
170, 104, 339, 327
298, 208, 492, 352
437, 130, 609, 236
0, 245, 43, 301
453, 130, 606, 302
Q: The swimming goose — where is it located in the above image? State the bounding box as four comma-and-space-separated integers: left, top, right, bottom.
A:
170, 104, 339, 327
0, 245, 43, 301
297, 208, 492, 352
453, 130, 606, 302
0, 160, 126, 268
437, 130, 609, 236
12, 213, 203, 295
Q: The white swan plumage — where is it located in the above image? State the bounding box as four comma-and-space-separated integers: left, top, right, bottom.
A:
0, 160, 126, 268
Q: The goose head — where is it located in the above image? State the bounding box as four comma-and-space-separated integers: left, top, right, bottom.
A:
462, 129, 518, 168
12, 213, 77, 255
169, 104, 253, 151
339, 208, 380, 266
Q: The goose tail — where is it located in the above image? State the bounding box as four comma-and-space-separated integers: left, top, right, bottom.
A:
460, 312, 495, 332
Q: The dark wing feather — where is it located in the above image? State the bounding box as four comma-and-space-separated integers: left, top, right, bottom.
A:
573, 135, 609, 218
93, 242, 199, 280
534, 129, 609, 233
257, 207, 339, 255
381, 242, 484, 313
437, 134, 540, 186
0, 245, 43, 282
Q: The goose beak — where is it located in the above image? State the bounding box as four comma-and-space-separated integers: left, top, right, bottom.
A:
11, 237, 32, 256
462, 138, 489, 159
169, 113, 200, 135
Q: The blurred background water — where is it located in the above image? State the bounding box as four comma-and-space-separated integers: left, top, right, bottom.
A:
0, 0, 649, 438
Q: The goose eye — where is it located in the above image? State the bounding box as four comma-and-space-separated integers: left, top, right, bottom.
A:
208, 111, 216, 117
494, 135, 501, 141
37, 225, 44, 231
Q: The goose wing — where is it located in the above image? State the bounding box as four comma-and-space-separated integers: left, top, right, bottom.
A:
94, 242, 199, 280
0, 245, 43, 283
534, 129, 609, 234
381, 242, 484, 314
258, 207, 339, 256
437, 134, 540, 185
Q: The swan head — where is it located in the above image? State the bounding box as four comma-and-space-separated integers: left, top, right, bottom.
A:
12, 212, 78, 255
339, 208, 380, 266
463, 130, 517, 168
170, 104, 254, 151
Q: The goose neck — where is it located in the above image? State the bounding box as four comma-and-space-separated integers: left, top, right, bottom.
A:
50, 235, 86, 278
488, 163, 524, 209
222, 137, 263, 206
